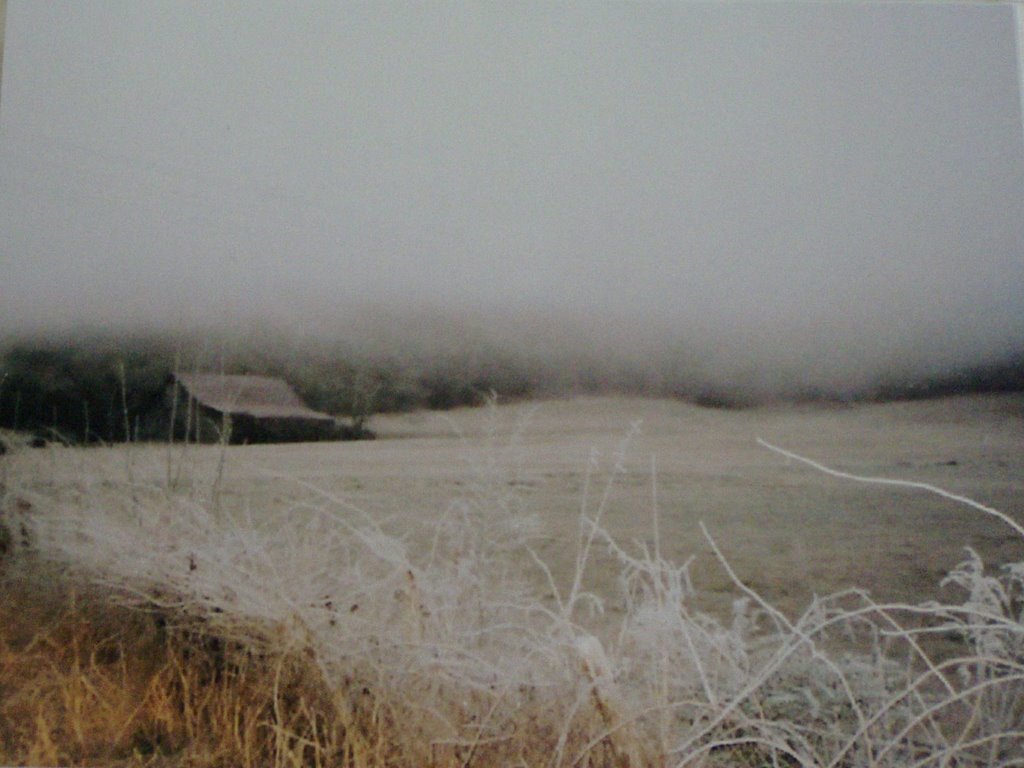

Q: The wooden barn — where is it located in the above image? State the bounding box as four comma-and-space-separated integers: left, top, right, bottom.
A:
169, 373, 338, 444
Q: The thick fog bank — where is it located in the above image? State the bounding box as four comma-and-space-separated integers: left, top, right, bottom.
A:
2, 303, 1022, 421
3, 2, 1022, 414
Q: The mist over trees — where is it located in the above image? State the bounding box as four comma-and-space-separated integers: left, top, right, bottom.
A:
2, 311, 1022, 444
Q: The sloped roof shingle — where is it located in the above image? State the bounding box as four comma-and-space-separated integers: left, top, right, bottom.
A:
173, 374, 334, 422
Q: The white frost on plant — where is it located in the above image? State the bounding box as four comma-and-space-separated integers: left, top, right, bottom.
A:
4, 427, 1023, 766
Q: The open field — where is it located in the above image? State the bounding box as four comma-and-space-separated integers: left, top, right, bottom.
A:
343, 394, 1024, 616
14, 393, 1020, 615
2, 393, 1023, 766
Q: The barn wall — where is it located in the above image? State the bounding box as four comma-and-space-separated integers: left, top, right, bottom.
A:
230, 414, 336, 444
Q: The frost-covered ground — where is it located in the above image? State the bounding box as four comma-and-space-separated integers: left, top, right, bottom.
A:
4, 393, 1023, 766
26, 393, 1012, 615
10, 394, 1023, 616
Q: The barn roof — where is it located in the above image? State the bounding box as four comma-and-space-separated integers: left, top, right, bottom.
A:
172, 374, 335, 422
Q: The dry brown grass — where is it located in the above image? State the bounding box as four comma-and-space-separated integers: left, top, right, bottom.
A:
0, 565, 364, 768
0, 565, 652, 768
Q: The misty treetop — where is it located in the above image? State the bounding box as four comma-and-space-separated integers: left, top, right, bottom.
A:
2, 322, 1022, 445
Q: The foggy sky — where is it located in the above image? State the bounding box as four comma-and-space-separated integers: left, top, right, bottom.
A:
1, 2, 1023, 391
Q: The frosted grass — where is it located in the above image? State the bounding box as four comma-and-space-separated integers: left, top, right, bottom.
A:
4, 421, 1022, 766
